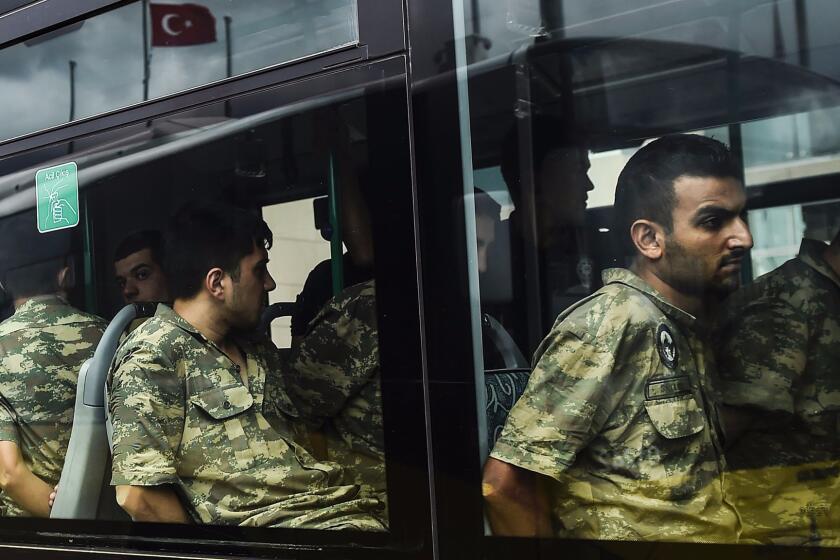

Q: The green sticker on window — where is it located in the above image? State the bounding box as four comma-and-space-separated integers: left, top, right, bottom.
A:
35, 162, 79, 233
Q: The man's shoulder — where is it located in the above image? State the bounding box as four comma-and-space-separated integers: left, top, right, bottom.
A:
0, 314, 28, 338
335, 280, 376, 307
0, 302, 105, 338
313, 280, 377, 327
116, 314, 193, 363
728, 257, 830, 317
557, 281, 661, 343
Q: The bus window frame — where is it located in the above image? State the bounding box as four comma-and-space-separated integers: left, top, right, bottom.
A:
0, 54, 433, 559
0, 0, 406, 151
406, 0, 840, 558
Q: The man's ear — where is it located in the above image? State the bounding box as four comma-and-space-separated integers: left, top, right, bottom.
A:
205, 268, 226, 300
57, 265, 74, 291
630, 219, 665, 261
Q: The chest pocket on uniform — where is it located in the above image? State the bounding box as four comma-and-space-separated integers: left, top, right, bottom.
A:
644, 377, 706, 439
191, 385, 254, 419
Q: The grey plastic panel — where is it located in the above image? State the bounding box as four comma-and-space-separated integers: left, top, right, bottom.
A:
49, 359, 108, 519
51, 303, 155, 520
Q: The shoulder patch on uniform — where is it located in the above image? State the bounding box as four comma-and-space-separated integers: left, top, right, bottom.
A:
656, 324, 678, 369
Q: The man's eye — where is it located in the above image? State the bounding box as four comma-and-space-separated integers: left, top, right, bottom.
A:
701, 217, 721, 229
135, 268, 151, 281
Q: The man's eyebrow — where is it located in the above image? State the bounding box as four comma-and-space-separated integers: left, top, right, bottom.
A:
692, 204, 740, 219
129, 263, 151, 274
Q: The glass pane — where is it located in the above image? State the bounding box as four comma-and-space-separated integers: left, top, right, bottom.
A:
0, 61, 406, 540
0, 0, 358, 141
455, 0, 840, 548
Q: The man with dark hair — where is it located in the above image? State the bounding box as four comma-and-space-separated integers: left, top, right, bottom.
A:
114, 230, 170, 304
498, 118, 597, 355
716, 226, 840, 545
0, 232, 105, 517
290, 151, 374, 345
483, 134, 752, 541
108, 201, 384, 529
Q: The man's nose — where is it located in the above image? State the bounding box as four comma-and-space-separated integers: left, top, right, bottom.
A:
729, 216, 754, 251
122, 283, 138, 302
265, 273, 277, 293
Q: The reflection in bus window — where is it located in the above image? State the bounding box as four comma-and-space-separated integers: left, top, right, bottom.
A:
456, 0, 840, 548
0, 65, 399, 532
0, 0, 358, 141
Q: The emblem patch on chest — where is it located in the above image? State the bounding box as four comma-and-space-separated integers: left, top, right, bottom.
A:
656, 324, 678, 370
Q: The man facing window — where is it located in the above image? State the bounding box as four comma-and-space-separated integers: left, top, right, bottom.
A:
107, 201, 385, 529
483, 134, 753, 542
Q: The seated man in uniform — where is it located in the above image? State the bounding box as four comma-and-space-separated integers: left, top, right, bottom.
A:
717, 226, 840, 545
107, 201, 385, 530
0, 232, 106, 517
483, 134, 753, 542
282, 279, 385, 512
113, 230, 170, 304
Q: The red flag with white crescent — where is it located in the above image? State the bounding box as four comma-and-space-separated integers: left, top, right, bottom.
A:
150, 3, 216, 47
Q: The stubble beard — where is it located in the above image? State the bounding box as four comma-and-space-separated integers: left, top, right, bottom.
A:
661, 237, 738, 300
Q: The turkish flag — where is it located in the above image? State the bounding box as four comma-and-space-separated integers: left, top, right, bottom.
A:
150, 3, 216, 47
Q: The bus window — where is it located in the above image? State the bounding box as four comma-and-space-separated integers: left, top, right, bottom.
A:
0, 56, 415, 549
453, 0, 840, 549
0, 0, 359, 142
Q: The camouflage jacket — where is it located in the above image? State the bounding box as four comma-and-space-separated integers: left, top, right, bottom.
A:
282, 280, 384, 502
718, 239, 840, 462
717, 239, 840, 545
107, 305, 384, 530
0, 295, 105, 517
491, 268, 738, 542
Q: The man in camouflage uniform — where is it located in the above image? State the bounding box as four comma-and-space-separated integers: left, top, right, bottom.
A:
483, 134, 753, 542
108, 202, 384, 529
0, 240, 105, 517
717, 228, 840, 545
282, 279, 385, 508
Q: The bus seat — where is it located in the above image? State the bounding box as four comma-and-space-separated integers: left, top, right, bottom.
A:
484, 368, 531, 452
258, 301, 296, 335
482, 313, 530, 455
51, 302, 157, 520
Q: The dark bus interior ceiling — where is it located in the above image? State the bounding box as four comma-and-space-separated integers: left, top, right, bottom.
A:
468, 37, 840, 166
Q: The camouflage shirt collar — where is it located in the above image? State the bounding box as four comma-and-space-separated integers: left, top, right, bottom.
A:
16, 294, 68, 310
601, 267, 697, 328
14, 295, 74, 320
155, 304, 254, 351
798, 238, 840, 290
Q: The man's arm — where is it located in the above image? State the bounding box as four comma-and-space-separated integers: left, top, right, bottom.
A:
116, 485, 190, 523
482, 457, 552, 537
0, 441, 53, 517
280, 282, 378, 426
109, 340, 187, 520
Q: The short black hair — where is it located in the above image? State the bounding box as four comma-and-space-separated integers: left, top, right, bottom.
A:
613, 134, 742, 255
114, 230, 164, 265
1, 225, 73, 300
4, 256, 68, 300
164, 201, 273, 300
500, 117, 586, 206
